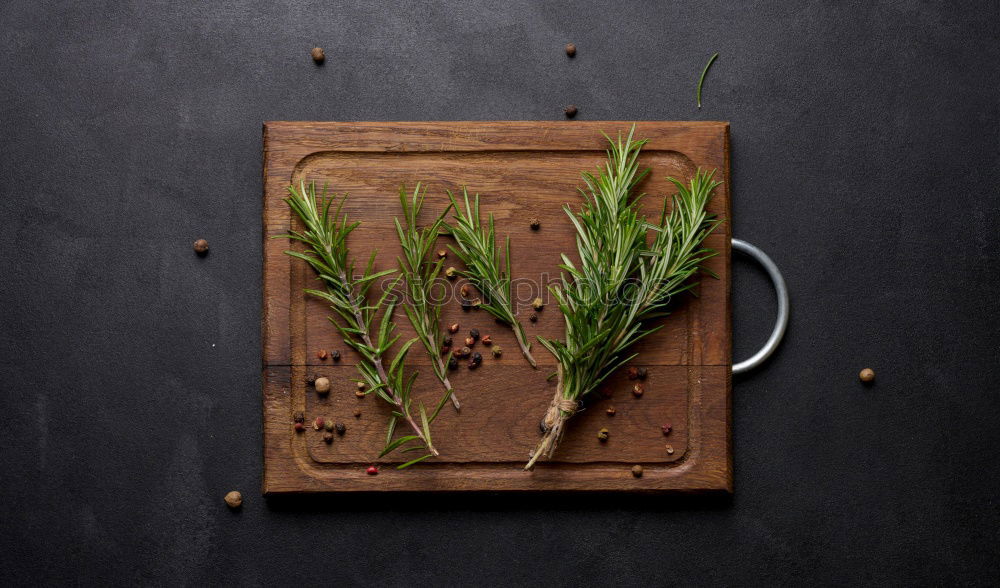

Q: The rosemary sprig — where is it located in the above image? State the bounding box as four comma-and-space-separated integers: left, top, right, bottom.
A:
446, 188, 537, 368
393, 183, 460, 410
526, 128, 721, 469
279, 181, 451, 466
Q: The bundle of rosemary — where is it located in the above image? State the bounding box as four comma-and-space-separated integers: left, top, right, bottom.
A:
447, 188, 537, 368
526, 128, 722, 469
280, 181, 451, 467
393, 183, 459, 409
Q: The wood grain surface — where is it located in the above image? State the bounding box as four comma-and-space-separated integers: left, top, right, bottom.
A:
262, 122, 731, 493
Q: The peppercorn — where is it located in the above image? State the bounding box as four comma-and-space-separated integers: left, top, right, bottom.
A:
323, 431, 334, 444
461, 300, 473, 311
631, 465, 643, 478
442, 336, 453, 347
460, 284, 472, 298
532, 297, 544, 311
335, 423, 346, 436
314, 377, 330, 394
441, 344, 451, 354
331, 350, 341, 362
437, 249, 447, 259
626, 366, 639, 380
445, 267, 457, 279
471, 298, 482, 309
481, 334, 492, 345
661, 423, 672, 435
356, 381, 366, 391
355, 390, 366, 398
597, 428, 610, 442
632, 383, 644, 398
464, 336, 475, 347
324, 420, 334, 432
224, 490, 242, 509
313, 417, 325, 431
491, 345, 502, 358
456, 346, 471, 358
636, 367, 647, 380
311, 47, 325, 63
530, 218, 541, 230
448, 323, 460, 334
859, 368, 875, 383
468, 352, 482, 369
529, 313, 538, 323
448, 356, 458, 370
564, 105, 578, 118
316, 349, 328, 360
193, 238, 209, 255
294, 421, 305, 432
666, 445, 674, 455
606, 406, 616, 416
565, 43, 576, 57
469, 328, 480, 341
293, 411, 305, 423
353, 409, 362, 418
306, 374, 316, 386
366, 465, 378, 475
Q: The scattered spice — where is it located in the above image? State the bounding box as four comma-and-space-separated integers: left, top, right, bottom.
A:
441, 343, 452, 354
324, 420, 334, 432
464, 336, 475, 347
316, 349, 328, 360
606, 406, 616, 416
311, 47, 325, 63
597, 428, 610, 442
460, 284, 472, 298
353, 409, 362, 418
564, 105, 577, 118
331, 350, 341, 362
224, 491, 242, 509
306, 374, 316, 386
632, 383, 644, 398
335, 422, 346, 436
530, 218, 541, 230
448, 323, 460, 334
323, 431, 334, 444
636, 367, 647, 380
491, 345, 503, 358
529, 313, 538, 323
631, 465, 643, 478
468, 352, 483, 369
469, 328, 480, 341
314, 377, 331, 394
565, 43, 576, 57
661, 423, 672, 436
471, 298, 482, 309
532, 297, 544, 311
313, 417, 325, 431
437, 249, 448, 259
445, 267, 457, 279
355, 390, 366, 398
665, 444, 674, 455
366, 465, 379, 475
356, 381, 366, 391
448, 356, 459, 370
456, 346, 471, 358
442, 336, 453, 346
193, 239, 209, 255
481, 334, 492, 345
461, 299, 473, 311
293, 411, 305, 423
294, 421, 305, 432
626, 366, 639, 380
859, 368, 875, 383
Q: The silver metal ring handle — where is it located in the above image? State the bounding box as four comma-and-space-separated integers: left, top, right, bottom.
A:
731, 238, 789, 374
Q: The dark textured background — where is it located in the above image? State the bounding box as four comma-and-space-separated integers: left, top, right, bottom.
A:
2, 1, 998, 585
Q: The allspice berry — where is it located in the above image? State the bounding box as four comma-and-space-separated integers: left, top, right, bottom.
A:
224, 490, 242, 509
529, 313, 538, 323
323, 431, 334, 444
565, 43, 576, 57
530, 218, 541, 230
193, 239, 209, 255
311, 47, 325, 63
626, 366, 639, 380
631, 465, 643, 478
632, 383, 644, 398
564, 105, 578, 118
859, 368, 875, 383
314, 377, 331, 394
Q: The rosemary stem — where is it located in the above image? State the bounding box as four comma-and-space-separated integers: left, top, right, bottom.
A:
512, 319, 537, 368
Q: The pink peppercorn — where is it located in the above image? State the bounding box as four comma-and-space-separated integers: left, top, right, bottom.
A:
661, 423, 672, 435
294, 422, 305, 432
366, 466, 378, 476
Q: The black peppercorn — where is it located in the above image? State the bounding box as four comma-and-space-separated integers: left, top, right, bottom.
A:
442, 336, 453, 347
530, 218, 541, 230
335, 423, 346, 436
306, 374, 316, 386
564, 105, 578, 118
469, 329, 480, 341
331, 350, 341, 362
529, 313, 538, 323
193, 239, 209, 255
293, 411, 305, 423
461, 300, 473, 311
323, 431, 334, 444
636, 367, 647, 380
448, 356, 458, 370
468, 352, 482, 369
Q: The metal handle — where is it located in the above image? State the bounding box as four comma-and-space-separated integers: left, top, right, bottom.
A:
731, 238, 789, 375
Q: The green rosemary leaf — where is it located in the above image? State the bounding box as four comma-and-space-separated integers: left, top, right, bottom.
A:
697, 53, 719, 108
397, 454, 435, 469
380, 434, 420, 457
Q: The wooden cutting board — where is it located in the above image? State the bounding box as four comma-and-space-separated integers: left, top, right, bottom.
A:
262, 121, 731, 493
